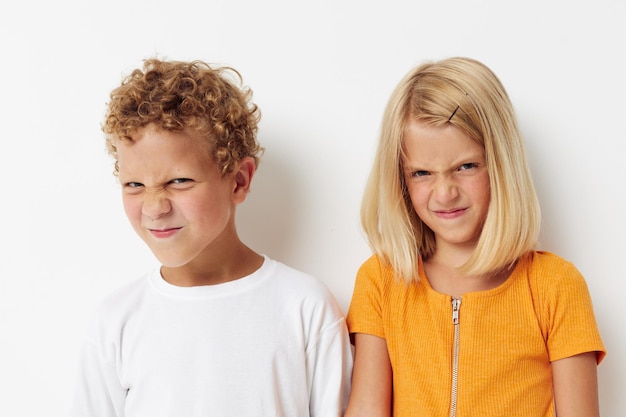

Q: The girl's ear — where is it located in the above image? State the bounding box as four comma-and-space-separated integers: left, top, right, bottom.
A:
232, 157, 256, 203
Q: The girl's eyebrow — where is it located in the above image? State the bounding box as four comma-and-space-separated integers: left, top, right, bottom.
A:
402, 153, 485, 172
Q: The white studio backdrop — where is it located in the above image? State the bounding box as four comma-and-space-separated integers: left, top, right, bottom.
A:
0, 0, 624, 415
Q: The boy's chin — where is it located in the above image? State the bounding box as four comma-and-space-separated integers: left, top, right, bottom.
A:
150, 253, 191, 269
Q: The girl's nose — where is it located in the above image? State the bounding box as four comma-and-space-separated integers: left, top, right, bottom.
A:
433, 177, 459, 203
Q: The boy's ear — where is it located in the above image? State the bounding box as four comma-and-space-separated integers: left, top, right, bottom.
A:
232, 157, 256, 203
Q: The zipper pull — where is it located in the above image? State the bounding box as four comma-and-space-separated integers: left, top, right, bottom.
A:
452, 298, 461, 324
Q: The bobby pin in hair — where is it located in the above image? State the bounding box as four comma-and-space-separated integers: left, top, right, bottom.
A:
448, 105, 460, 122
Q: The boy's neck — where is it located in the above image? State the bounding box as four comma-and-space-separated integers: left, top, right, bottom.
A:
160, 244, 264, 287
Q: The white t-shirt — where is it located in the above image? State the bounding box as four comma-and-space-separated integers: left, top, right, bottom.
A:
70, 256, 353, 417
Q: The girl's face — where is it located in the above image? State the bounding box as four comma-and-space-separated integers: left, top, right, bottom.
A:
402, 119, 490, 255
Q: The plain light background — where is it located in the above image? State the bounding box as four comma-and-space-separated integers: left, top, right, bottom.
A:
0, 0, 624, 415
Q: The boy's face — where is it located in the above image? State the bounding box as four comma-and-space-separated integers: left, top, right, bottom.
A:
116, 125, 245, 269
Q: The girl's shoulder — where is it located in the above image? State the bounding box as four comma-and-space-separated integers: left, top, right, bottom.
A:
357, 254, 399, 284
521, 250, 582, 283
519, 250, 590, 307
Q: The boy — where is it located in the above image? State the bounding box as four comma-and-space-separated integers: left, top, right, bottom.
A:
70, 58, 353, 417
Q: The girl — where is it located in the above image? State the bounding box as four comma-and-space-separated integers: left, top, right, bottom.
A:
344, 57, 605, 417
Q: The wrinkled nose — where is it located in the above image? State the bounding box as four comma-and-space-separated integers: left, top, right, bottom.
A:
433, 177, 459, 203
142, 190, 171, 220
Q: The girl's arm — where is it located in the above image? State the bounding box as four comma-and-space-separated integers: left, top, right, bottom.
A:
343, 333, 392, 417
552, 351, 600, 417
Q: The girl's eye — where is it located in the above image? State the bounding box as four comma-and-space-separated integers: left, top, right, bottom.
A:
459, 163, 476, 171
412, 170, 430, 177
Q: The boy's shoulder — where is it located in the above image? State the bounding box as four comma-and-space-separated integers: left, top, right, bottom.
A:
90, 270, 154, 320
92, 258, 336, 310
261, 257, 337, 300
262, 258, 346, 328
86, 257, 341, 326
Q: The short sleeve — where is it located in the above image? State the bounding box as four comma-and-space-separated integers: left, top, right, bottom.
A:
533, 254, 606, 364
69, 337, 127, 417
346, 255, 387, 340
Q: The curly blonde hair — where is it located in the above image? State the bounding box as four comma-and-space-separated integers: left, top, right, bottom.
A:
103, 58, 263, 175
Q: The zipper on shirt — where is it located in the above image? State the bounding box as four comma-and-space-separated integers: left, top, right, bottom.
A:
450, 297, 462, 417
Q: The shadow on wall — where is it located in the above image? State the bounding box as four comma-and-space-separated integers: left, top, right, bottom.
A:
236, 141, 301, 263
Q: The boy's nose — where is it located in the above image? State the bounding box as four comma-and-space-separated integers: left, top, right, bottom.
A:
142, 192, 171, 220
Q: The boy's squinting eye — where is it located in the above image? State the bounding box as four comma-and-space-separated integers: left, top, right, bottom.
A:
169, 178, 195, 189
122, 182, 144, 195
170, 178, 192, 184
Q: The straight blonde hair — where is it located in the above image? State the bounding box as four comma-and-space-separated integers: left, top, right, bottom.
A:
361, 57, 541, 283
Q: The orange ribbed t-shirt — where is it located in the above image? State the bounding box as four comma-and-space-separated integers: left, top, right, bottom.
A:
346, 251, 605, 417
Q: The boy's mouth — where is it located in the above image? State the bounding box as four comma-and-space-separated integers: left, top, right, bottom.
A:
148, 227, 182, 238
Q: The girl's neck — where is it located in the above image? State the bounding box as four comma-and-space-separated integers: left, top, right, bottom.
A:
423, 252, 513, 298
